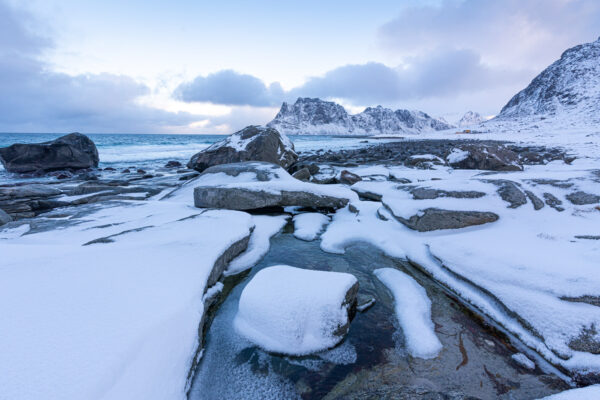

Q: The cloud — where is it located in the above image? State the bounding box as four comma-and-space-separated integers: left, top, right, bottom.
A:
0, 1, 197, 134
174, 70, 284, 107
379, 0, 600, 70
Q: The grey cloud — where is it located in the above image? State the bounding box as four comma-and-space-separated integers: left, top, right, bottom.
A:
174, 70, 284, 107
379, 0, 600, 70
0, 1, 196, 133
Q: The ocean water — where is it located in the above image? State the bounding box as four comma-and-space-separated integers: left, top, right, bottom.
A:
0, 132, 401, 181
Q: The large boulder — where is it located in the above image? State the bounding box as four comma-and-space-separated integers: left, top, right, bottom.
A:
187, 125, 297, 172
192, 162, 355, 210
0, 133, 99, 173
233, 265, 358, 355
446, 144, 522, 171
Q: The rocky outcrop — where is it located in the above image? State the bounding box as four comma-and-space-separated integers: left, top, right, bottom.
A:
387, 207, 499, 232
0, 208, 12, 226
0, 133, 99, 173
339, 170, 362, 185
566, 191, 600, 205
187, 125, 297, 172
447, 144, 522, 171
487, 180, 527, 208
267, 97, 454, 135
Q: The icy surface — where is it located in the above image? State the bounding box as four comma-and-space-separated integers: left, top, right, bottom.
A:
320, 158, 600, 375
512, 353, 536, 370
234, 265, 357, 355
293, 213, 330, 241
0, 196, 254, 400
226, 215, 288, 276
538, 385, 600, 399
374, 268, 442, 359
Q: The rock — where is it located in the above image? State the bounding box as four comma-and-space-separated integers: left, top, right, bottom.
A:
543, 193, 564, 211
164, 160, 182, 168
525, 190, 545, 210
0, 133, 99, 173
447, 144, 522, 171
339, 170, 362, 185
566, 191, 600, 205
0, 184, 62, 199
410, 187, 486, 200
488, 180, 527, 208
388, 207, 499, 232
122, 168, 131, 173
0, 208, 12, 225
103, 167, 116, 171
289, 162, 319, 175
233, 265, 358, 355
187, 125, 297, 172
136, 169, 146, 174
193, 162, 352, 210
292, 167, 311, 181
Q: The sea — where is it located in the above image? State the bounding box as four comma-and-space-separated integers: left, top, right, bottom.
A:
0, 133, 402, 182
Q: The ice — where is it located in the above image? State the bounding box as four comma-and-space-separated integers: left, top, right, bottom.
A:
319, 157, 600, 375
537, 385, 600, 399
374, 268, 442, 359
233, 265, 357, 355
0, 197, 254, 400
293, 213, 330, 241
512, 353, 536, 370
226, 215, 289, 276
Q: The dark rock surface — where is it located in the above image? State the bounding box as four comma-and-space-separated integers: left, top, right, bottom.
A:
339, 170, 362, 185
0, 133, 99, 173
194, 186, 348, 211
566, 191, 600, 205
386, 207, 499, 232
409, 187, 486, 200
187, 125, 297, 172
487, 180, 528, 208
0, 208, 12, 226
543, 193, 564, 211
448, 144, 522, 171
292, 168, 311, 181
525, 190, 545, 210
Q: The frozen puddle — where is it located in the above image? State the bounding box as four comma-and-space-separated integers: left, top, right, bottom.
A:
189, 231, 569, 399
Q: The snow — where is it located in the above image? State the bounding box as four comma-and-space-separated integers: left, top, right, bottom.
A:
226, 215, 288, 276
446, 148, 470, 163
537, 385, 600, 399
0, 195, 254, 400
293, 213, 330, 241
512, 353, 536, 370
374, 268, 442, 359
319, 157, 600, 376
233, 265, 357, 355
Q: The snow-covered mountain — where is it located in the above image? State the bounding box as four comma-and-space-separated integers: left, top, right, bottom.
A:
491, 36, 600, 129
267, 98, 454, 135
457, 111, 486, 127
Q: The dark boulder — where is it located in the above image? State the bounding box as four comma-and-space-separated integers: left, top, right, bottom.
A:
187, 125, 297, 172
566, 191, 600, 205
339, 170, 362, 185
292, 168, 311, 181
0, 133, 99, 173
447, 144, 522, 171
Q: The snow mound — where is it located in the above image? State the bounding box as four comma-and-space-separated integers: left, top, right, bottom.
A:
538, 385, 600, 399
234, 265, 358, 355
293, 213, 330, 241
374, 268, 442, 359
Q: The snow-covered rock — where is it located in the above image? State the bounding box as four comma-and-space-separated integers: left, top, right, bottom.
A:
537, 385, 600, 400
374, 268, 442, 359
491, 37, 600, 130
192, 161, 357, 210
457, 111, 486, 127
293, 213, 330, 241
233, 265, 359, 355
267, 98, 454, 135
187, 125, 297, 172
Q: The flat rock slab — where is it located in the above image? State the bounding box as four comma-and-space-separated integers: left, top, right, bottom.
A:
233, 265, 358, 355
566, 191, 600, 205
409, 187, 486, 200
192, 161, 355, 210
388, 207, 499, 232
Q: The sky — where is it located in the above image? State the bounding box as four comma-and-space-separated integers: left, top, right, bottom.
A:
1, 0, 599, 134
